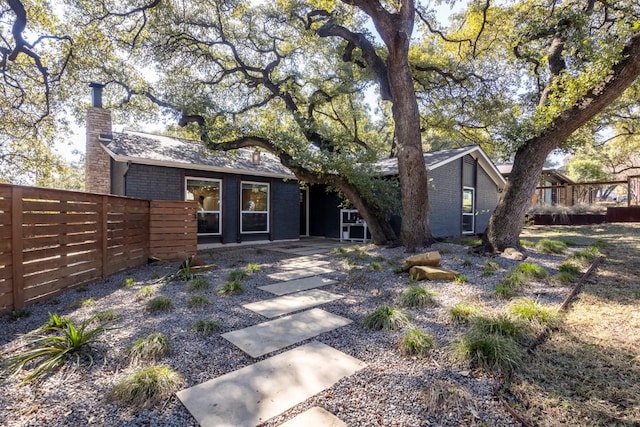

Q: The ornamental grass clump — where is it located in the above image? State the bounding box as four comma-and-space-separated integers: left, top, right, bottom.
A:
227, 269, 248, 282
187, 295, 211, 309
400, 328, 435, 356
470, 314, 531, 344
187, 276, 210, 292
454, 330, 523, 373
246, 263, 261, 273
570, 246, 601, 266
481, 260, 501, 277
508, 298, 562, 330
536, 239, 567, 254
110, 365, 183, 408
192, 319, 220, 336
513, 262, 548, 280
137, 286, 155, 299
5, 318, 110, 382
449, 303, 481, 325
146, 296, 173, 314
216, 280, 244, 296
127, 333, 170, 366
398, 286, 437, 308
362, 305, 411, 331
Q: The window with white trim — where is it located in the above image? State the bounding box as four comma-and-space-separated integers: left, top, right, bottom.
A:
462, 187, 475, 234
241, 181, 269, 233
186, 178, 221, 235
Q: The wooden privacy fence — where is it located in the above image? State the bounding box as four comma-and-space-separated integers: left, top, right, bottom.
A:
0, 184, 197, 314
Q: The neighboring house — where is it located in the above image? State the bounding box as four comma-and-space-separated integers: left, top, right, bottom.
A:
86, 85, 506, 245
498, 164, 574, 206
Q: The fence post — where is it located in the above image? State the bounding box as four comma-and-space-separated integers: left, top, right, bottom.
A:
11, 187, 24, 310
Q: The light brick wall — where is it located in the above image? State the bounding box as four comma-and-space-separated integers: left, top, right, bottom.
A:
85, 108, 112, 194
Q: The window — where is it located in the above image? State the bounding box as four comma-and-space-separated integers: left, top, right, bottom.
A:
186, 178, 221, 235
241, 181, 269, 233
462, 187, 475, 234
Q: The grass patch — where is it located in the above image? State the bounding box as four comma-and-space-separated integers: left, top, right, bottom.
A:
110, 365, 183, 408
362, 306, 411, 331
495, 262, 547, 298
513, 262, 548, 279
400, 328, 435, 356
246, 263, 261, 273
558, 262, 581, 276
5, 318, 110, 382
398, 286, 437, 308
94, 310, 117, 322
137, 286, 155, 299
187, 295, 211, 309
370, 262, 384, 271
192, 319, 220, 336
570, 246, 601, 266
454, 274, 468, 284
227, 269, 248, 282
470, 315, 531, 344
536, 239, 567, 254
146, 296, 173, 314
460, 238, 481, 247
187, 276, 209, 292
508, 298, 562, 329
449, 303, 481, 324
216, 281, 244, 296
81, 298, 96, 307
481, 260, 501, 277
122, 277, 135, 288
127, 333, 170, 365
461, 258, 473, 267
454, 330, 522, 372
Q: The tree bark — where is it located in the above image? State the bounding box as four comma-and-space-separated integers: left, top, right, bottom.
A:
484, 33, 640, 252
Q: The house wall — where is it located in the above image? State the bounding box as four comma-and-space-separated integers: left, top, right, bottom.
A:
309, 185, 342, 238
475, 166, 498, 233
429, 160, 463, 238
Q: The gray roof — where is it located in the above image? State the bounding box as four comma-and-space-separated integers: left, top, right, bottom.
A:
376, 145, 506, 188
498, 163, 574, 184
100, 130, 295, 179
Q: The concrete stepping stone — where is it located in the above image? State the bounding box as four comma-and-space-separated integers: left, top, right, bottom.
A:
259, 276, 337, 296
243, 289, 344, 318
176, 341, 365, 427
279, 260, 331, 270
268, 267, 333, 281
279, 407, 347, 427
221, 308, 352, 358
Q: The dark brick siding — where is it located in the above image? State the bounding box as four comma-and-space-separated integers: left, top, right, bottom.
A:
429, 161, 462, 238
272, 180, 301, 240
123, 163, 184, 200
475, 167, 497, 234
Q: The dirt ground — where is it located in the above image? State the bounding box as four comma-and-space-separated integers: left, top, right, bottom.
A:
511, 223, 640, 426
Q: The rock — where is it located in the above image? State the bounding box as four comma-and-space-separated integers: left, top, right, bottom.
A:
401, 251, 441, 271
409, 265, 458, 281
501, 247, 525, 261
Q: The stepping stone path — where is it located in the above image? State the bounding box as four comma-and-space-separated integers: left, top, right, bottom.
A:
177, 246, 364, 426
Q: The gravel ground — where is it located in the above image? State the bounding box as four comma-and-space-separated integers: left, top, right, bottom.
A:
0, 240, 571, 426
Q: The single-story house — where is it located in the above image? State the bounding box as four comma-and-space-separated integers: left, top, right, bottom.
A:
86, 85, 506, 246
498, 164, 573, 206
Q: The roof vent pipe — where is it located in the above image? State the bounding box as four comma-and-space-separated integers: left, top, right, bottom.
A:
89, 82, 105, 108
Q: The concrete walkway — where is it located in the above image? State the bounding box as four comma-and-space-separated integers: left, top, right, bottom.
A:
177, 242, 361, 426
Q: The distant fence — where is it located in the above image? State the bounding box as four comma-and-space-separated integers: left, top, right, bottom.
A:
0, 184, 197, 314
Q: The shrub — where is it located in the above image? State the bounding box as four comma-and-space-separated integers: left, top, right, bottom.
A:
127, 333, 170, 365
508, 298, 562, 329
449, 303, 481, 324
6, 319, 109, 382
137, 286, 155, 299
146, 296, 173, 314
454, 274, 468, 284
398, 286, 437, 308
122, 277, 135, 288
110, 365, 183, 408
192, 319, 220, 336
227, 269, 248, 282
400, 328, 435, 356
187, 276, 210, 292
513, 262, 548, 280
454, 330, 522, 372
246, 263, 262, 273
362, 306, 411, 331
187, 295, 210, 309
536, 239, 567, 254
216, 281, 244, 296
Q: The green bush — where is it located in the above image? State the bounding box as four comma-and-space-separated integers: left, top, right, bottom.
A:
400, 328, 435, 356
187, 295, 211, 309
187, 276, 210, 292
110, 365, 183, 408
508, 298, 562, 329
192, 319, 220, 335
536, 239, 567, 254
454, 330, 522, 372
449, 303, 481, 324
362, 306, 411, 331
6, 319, 109, 382
127, 333, 170, 365
217, 281, 245, 296
146, 296, 173, 314
398, 286, 437, 308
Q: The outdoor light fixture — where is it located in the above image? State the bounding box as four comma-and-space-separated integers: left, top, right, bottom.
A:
252, 148, 261, 165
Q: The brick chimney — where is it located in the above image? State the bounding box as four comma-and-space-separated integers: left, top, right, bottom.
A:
85, 83, 112, 194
